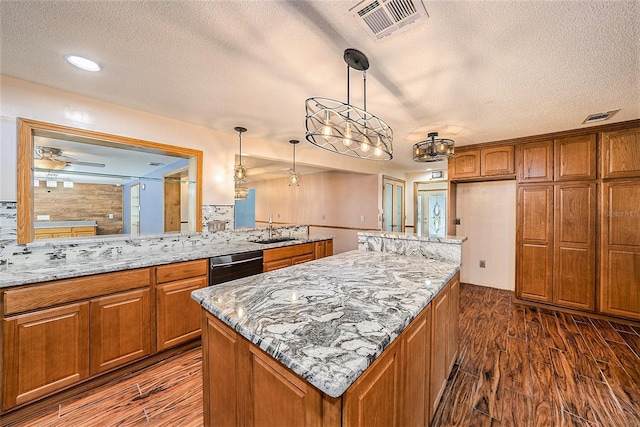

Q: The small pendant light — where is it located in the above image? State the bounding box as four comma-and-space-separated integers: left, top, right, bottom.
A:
233, 126, 248, 199
289, 139, 300, 186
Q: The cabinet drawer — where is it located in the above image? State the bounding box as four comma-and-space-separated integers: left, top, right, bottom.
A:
263, 258, 292, 272
156, 259, 208, 284
4, 268, 151, 316
263, 243, 314, 263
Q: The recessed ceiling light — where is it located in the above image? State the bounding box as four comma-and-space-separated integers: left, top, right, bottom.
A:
65, 55, 101, 72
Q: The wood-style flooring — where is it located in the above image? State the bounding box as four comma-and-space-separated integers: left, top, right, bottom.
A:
6, 283, 640, 426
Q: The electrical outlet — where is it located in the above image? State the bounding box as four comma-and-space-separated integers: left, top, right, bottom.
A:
360, 215, 365, 222
479, 260, 486, 268
36, 215, 50, 221
108, 213, 114, 219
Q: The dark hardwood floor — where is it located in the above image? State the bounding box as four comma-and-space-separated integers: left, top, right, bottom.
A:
6, 283, 640, 426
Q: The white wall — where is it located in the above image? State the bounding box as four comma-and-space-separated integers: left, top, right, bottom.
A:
456, 181, 516, 291
0, 76, 235, 204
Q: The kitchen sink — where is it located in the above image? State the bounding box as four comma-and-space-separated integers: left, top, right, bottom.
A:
251, 237, 298, 244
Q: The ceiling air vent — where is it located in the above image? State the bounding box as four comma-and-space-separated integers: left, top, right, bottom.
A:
350, 0, 428, 40
582, 109, 620, 124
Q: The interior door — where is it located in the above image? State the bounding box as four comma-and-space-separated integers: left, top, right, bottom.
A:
164, 177, 181, 232
383, 176, 405, 232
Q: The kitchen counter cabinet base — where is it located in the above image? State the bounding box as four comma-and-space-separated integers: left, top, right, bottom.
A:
201, 272, 460, 427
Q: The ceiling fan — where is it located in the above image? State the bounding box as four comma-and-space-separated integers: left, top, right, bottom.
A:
34, 146, 106, 170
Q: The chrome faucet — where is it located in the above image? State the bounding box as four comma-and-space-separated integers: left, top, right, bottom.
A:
268, 213, 273, 240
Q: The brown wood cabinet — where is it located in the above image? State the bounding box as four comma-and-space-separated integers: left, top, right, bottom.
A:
599, 180, 640, 320
516, 185, 554, 303
343, 338, 402, 427
517, 140, 554, 183
34, 226, 97, 239
263, 242, 316, 272
156, 259, 208, 351
449, 150, 481, 179
402, 305, 432, 426
553, 183, 596, 310
600, 127, 640, 179
89, 289, 151, 374
314, 239, 333, 259
449, 146, 514, 180
2, 303, 90, 410
481, 145, 515, 177
555, 134, 596, 181
201, 273, 459, 427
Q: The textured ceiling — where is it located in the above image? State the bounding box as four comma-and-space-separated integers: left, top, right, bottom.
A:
1, 0, 639, 174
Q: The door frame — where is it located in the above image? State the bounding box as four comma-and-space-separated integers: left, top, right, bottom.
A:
382, 175, 406, 233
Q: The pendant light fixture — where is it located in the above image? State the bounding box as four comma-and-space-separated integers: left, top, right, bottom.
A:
413, 132, 455, 163
288, 139, 300, 186
233, 126, 249, 200
305, 48, 393, 161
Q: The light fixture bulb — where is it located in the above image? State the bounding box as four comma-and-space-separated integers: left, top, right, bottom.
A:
374, 147, 382, 157
343, 123, 352, 146
361, 142, 370, 152
322, 111, 332, 138
289, 173, 299, 186
65, 55, 101, 72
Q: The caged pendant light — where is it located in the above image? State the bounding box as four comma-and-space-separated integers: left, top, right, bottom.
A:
288, 139, 300, 186
305, 48, 393, 160
233, 126, 249, 200
413, 132, 455, 163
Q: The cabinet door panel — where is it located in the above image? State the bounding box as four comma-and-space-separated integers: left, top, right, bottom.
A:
518, 244, 553, 302
90, 289, 151, 374
600, 127, 640, 179
555, 134, 596, 181
481, 145, 514, 176
517, 141, 553, 183
553, 183, 595, 310
429, 285, 450, 415
157, 277, 207, 351
249, 347, 322, 427
2, 303, 89, 410
447, 274, 460, 372
403, 307, 431, 426
520, 186, 553, 242
344, 339, 401, 427
600, 180, 640, 319
203, 314, 239, 427
450, 150, 481, 179
314, 241, 326, 259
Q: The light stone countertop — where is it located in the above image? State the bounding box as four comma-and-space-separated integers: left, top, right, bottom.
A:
358, 231, 467, 244
191, 249, 460, 398
0, 236, 329, 289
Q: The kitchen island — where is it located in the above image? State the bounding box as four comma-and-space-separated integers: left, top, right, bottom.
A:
191, 248, 461, 426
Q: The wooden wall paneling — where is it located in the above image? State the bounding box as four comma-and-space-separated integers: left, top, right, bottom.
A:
516, 185, 554, 302
89, 289, 151, 374
2, 302, 89, 410
554, 134, 597, 181
481, 145, 515, 176
34, 182, 124, 235
553, 183, 596, 310
517, 140, 554, 183
600, 127, 640, 179
599, 180, 640, 320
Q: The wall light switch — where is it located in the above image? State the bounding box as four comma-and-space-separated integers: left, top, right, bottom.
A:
108, 214, 114, 219
479, 260, 486, 268
360, 215, 365, 222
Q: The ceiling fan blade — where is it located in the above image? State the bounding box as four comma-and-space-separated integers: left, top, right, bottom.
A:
67, 160, 106, 168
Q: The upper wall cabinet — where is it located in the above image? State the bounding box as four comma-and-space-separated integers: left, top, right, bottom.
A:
449, 150, 481, 179
554, 134, 596, 181
449, 145, 514, 181
517, 140, 554, 183
481, 145, 515, 176
600, 127, 640, 179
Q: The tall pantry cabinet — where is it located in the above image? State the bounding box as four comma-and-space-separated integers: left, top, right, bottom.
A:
516, 127, 640, 320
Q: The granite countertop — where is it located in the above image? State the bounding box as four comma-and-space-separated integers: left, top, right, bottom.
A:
0, 236, 329, 289
358, 231, 467, 244
191, 249, 460, 398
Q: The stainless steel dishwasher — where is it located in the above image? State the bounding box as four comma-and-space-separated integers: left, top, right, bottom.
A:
209, 250, 263, 286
